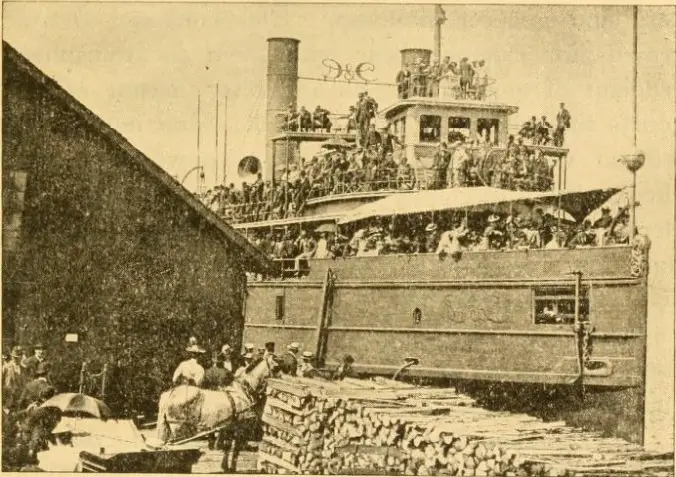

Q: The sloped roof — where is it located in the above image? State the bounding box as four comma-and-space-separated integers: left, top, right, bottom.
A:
338, 185, 624, 225
3, 41, 273, 273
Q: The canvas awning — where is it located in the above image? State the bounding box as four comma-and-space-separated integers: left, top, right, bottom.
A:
337, 186, 624, 225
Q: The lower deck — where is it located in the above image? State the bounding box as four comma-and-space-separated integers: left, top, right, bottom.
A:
244, 246, 648, 389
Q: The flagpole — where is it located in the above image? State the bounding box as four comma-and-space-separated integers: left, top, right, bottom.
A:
434, 5, 446, 63
215, 83, 219, 186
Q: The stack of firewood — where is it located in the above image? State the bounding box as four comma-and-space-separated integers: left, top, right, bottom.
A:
256, 377, 673, 476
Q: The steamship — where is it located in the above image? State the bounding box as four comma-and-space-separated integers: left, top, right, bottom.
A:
222, 30, 649, 423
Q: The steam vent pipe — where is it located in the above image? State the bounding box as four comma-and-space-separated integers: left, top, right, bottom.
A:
266, 37, 300, 182
400, 48, 432, 68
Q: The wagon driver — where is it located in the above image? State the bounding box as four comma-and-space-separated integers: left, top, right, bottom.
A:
172, 337, 206, 387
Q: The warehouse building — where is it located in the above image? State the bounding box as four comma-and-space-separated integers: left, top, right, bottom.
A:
2, 42, 272, 414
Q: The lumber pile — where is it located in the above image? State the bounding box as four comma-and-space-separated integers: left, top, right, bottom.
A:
256, 377, 673, 476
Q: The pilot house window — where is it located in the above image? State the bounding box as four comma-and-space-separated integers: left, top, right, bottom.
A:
419, 115, 441, 142
448, 117, 470, 143
477, 118, 500, 145
533, 286, 589, 325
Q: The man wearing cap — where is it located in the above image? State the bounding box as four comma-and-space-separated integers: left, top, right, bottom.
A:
286, 103, 299, 131
220, 344, 234, 372
279, 342, 299, 376
23, 344, 48, 381
312, 105, 332, 133
297, 351, 318, 378
332, 355, 356, 381
264, 342, 276, 358
234, 350, 256, 379
424, 223, 440, 253
554, 103, 571, 147
18, 363, 56, 411
378, 124, 402, 159
172, 337, 206, 387
3, 346, 25, 410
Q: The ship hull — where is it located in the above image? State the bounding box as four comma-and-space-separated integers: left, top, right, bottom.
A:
244, 246, 648, 390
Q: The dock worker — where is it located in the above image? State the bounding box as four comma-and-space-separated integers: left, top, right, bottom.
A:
234, 351, 256, 379
280, 342, 299, 376
22, 344, 48, 381
297, 351, 318, 378
220, 344, 233, 372
19, 363, 56, 411
332, 355, 356, 381
172, 337, 206, 387
3, 346, 26, 411
264, 342, 275, 358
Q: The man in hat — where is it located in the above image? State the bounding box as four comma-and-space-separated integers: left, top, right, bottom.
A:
297, 351, 318, 378
18, 363, 56, 411
172, 337, 206, 387
332, 354, 356, 381
458, 57, 474, 99
424, 223, 440, 253
234, 351, 256, 379
554, 102, 571, 147
593, 207, 614, 229
279, 342, 299, 376
285, 103, 299, 131
3, 346, 26, 410
312, 105, 332, 133
378, 125, 402, 159
395, 65, 411, 99
263, 342, 276, 358
536, 116, 553, 145
298, 106, 312, 132
23, 344, 48, 381
433, 143, 452, 188
220, 344, 234, 372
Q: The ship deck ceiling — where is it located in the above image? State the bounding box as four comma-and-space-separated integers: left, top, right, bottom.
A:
380, 98, 519, 117
338, 185, 626, 225
232, 212, 344, 230
270, 131, 357, 143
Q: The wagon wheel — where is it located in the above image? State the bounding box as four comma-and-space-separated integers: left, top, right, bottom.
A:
477, 149, 506, 186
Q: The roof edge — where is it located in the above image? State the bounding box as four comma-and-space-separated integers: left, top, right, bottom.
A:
3, 41, 273, 273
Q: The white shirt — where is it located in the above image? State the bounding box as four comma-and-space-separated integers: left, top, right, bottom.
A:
223, 360, 233, 372
315, 238, 329, 259
172, 358, 205, 386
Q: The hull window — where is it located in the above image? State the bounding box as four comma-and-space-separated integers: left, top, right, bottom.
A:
533, 286, 589, 325
275, 292, 285, 321
448, 117, 471, 143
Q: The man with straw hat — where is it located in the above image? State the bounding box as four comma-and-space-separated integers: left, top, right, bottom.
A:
296, 351, 319, 378
279, 342, 299, 376
234, 350, 256, 379
172, 337, 206, 387
3, 346, 26, 410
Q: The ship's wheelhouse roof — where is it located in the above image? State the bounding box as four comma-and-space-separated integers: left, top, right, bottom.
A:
380, 98, 519, 120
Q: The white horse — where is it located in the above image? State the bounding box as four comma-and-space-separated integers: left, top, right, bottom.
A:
156, 353, 279, 471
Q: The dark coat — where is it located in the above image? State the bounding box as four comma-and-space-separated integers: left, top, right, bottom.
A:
18, 378, 55, 411
203, 366, 234, 390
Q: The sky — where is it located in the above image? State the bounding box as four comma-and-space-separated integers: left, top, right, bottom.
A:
3, 3, 675, 451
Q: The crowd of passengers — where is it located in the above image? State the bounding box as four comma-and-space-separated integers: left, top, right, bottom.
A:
245, 204, 633, 265
396, 56, 490, 100
199, 82, 572, 224
202, 134, 567, 223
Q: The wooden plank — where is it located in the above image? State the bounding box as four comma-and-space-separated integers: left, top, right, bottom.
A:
257, 451, 301, 473
262, 435, 302, 455
265, 397, 313, 417
266, 379, 312, 397
262, 415, 304, 438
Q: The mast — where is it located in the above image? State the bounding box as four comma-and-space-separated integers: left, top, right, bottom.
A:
215, 83, 219, 186
223, 95, 228, 185
632, 5, 638, 148
434, 5, 447, 63
197, 92, 201, 193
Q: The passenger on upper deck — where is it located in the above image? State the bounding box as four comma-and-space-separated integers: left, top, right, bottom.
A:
312, 105, 332, 133
554, 103, 572, 147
